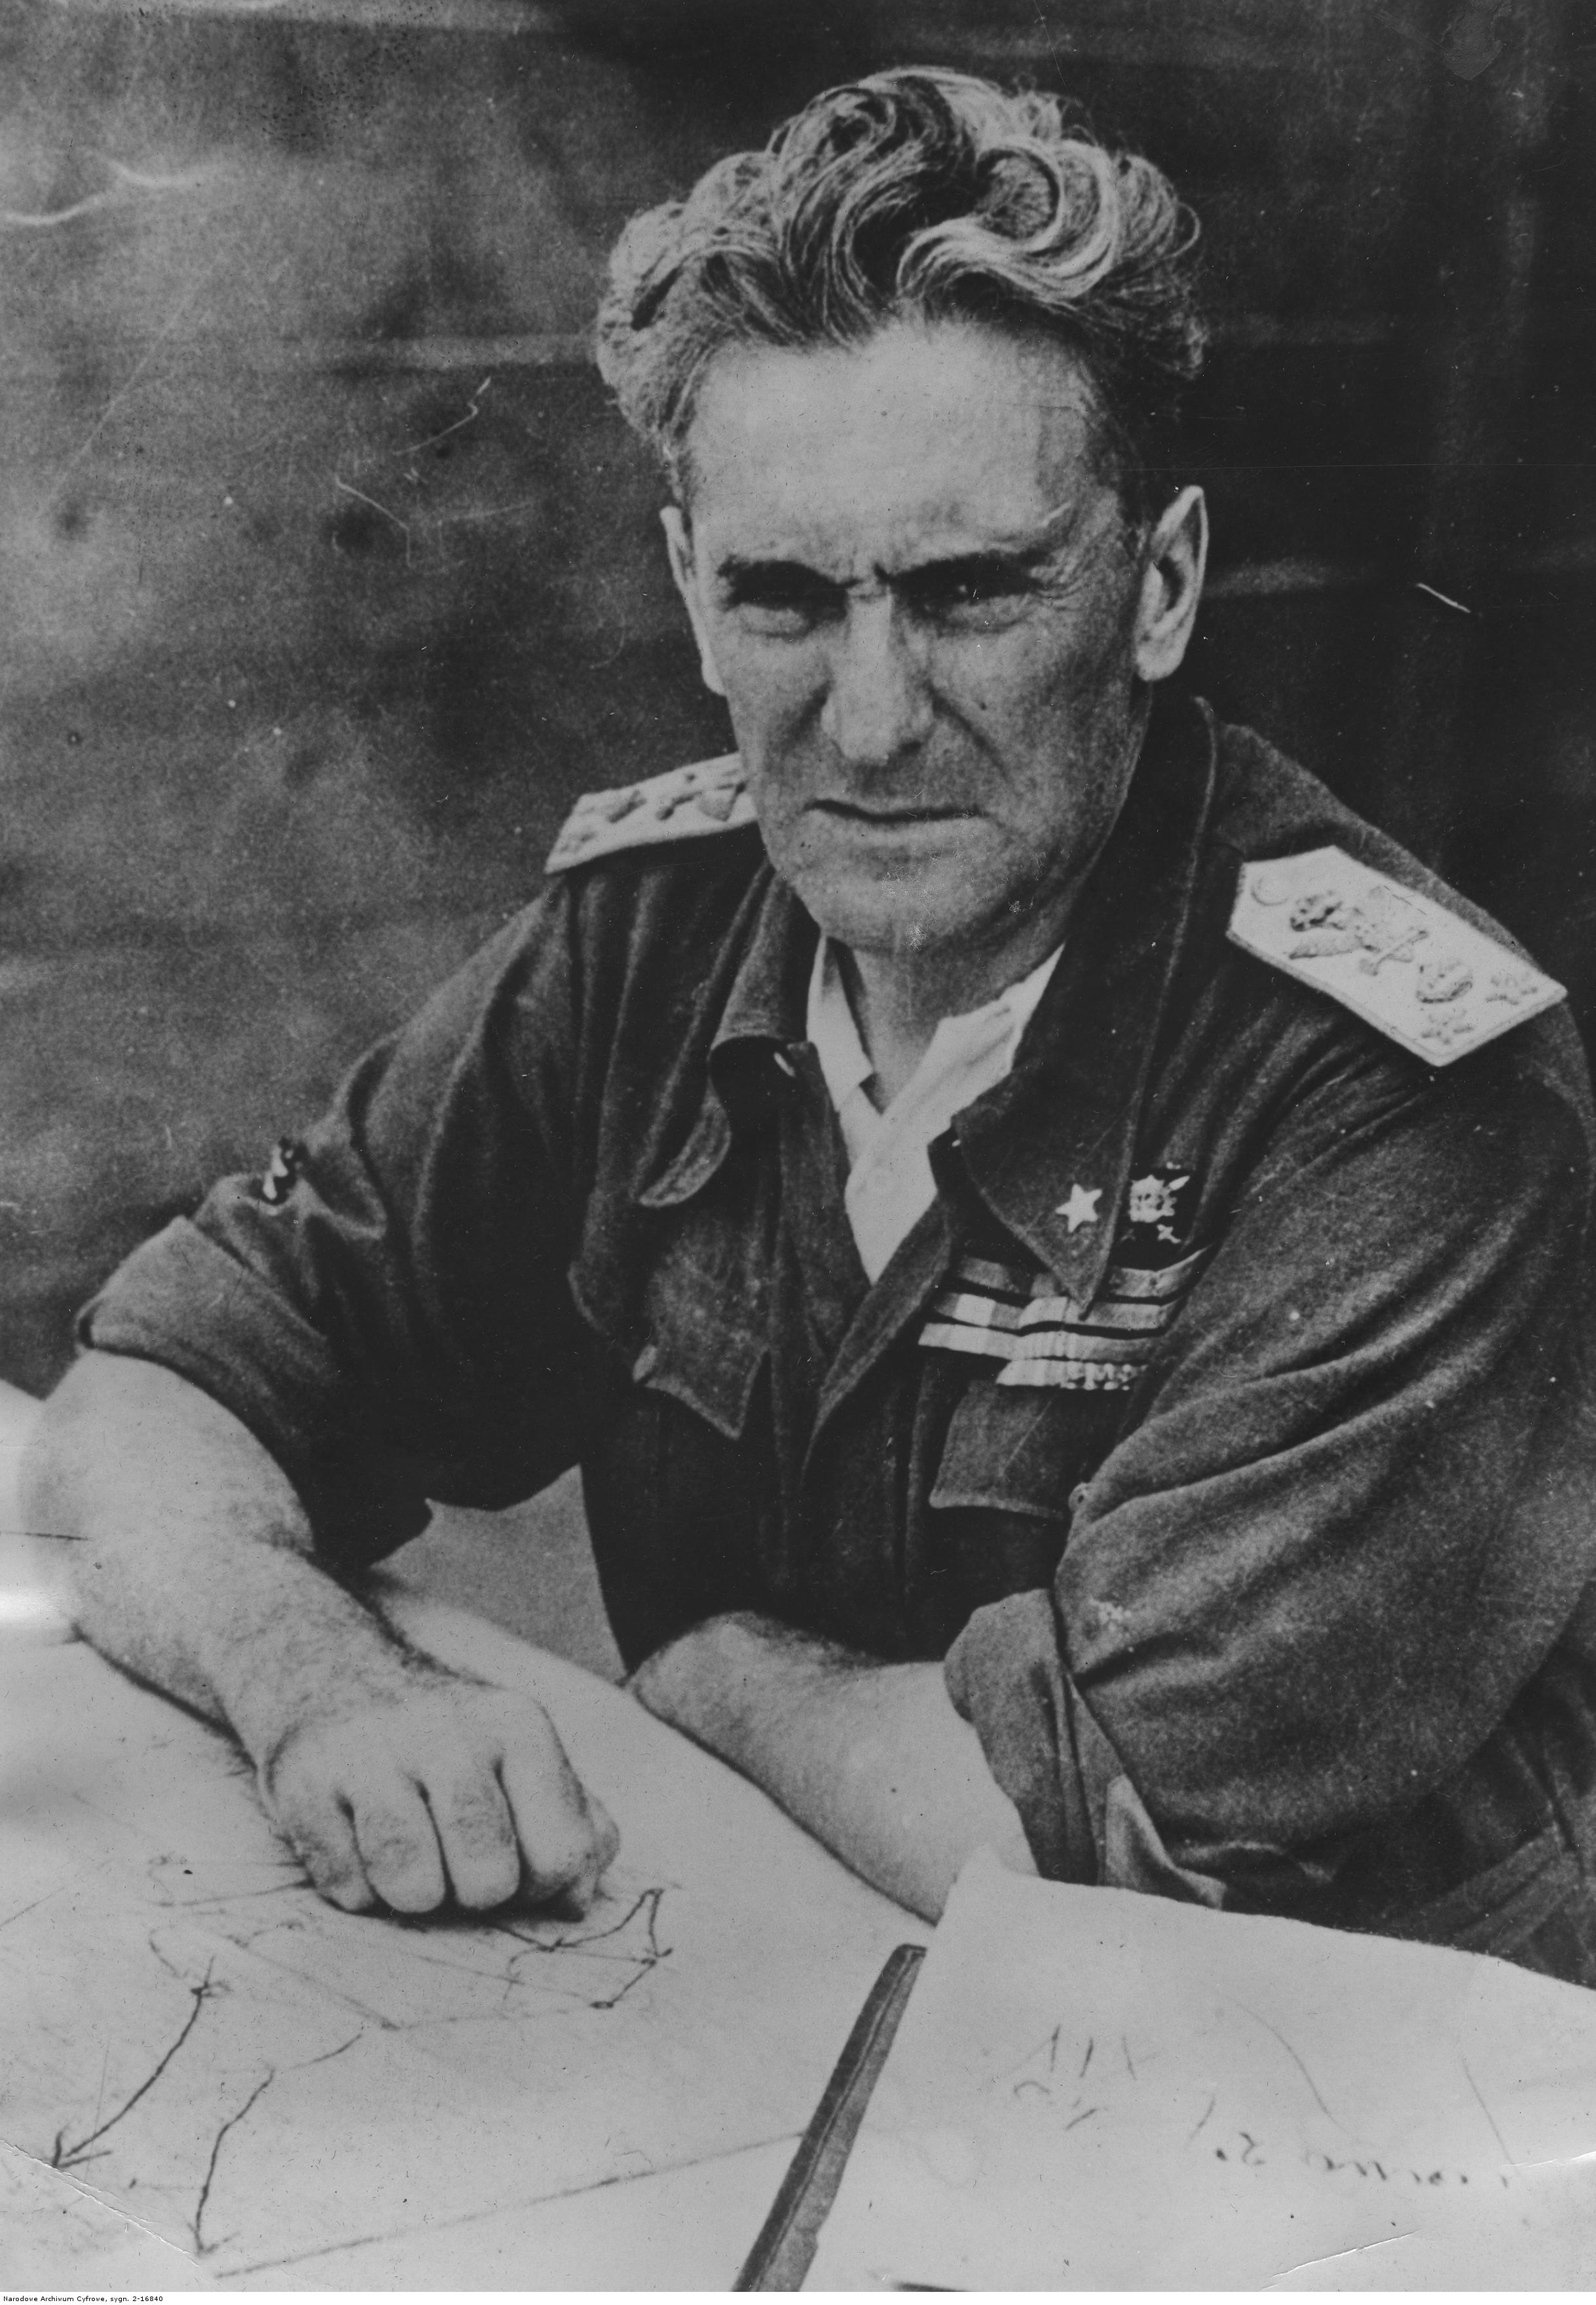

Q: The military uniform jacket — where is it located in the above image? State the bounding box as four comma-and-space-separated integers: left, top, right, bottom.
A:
86, 689, 1596, 1978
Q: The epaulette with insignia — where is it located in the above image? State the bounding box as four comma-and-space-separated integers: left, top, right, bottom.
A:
546, 754, 756, 873
1229, 845, 1565, 1065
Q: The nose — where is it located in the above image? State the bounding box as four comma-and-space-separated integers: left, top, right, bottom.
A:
819, 592, 934, 771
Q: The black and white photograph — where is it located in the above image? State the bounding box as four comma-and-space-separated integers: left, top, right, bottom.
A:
3, 0, 1596, 2289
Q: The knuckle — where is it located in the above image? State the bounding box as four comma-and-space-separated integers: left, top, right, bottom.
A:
443, 1779, 512, 1845
264, 1711, 371, 1809
359, 1820, 426, 1877
494, 1693, 557, 1749
352, 1798, 435, 1890
436, 1779, 519, 1909
265, 1770, 337, 1847
270, 1811, 372, 1912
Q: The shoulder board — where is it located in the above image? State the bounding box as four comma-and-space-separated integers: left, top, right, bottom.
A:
1228, 844, 1565, 1065
545, 754, 756, 873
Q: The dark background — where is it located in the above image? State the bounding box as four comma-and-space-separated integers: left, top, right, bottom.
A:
3, 0, 1593, 1396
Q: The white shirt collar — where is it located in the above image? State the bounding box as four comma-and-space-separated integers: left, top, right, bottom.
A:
804, 934, 1064, 1283
806, 936, 1062, 1124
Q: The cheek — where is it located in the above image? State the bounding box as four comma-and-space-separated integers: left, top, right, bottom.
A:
966, 627, 1136, 805
977, 608, 1126, 704
718, 663, 832, 803
711, 618, 818, 692
933, 614, 1059, 716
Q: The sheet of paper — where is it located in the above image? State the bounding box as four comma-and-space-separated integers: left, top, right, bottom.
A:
0, 1584, 925, 2286
807, 1848, 1596, 2289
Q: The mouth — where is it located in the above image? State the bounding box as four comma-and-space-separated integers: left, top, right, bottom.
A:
811, 800, 974, 827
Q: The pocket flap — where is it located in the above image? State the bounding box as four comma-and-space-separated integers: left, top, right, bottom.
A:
930, 1382, 1107, 1522
635, 1320, 766, 1443
572, 1197, 768, 1445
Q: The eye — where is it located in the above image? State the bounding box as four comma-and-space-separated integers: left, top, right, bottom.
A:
720, 567, 842, 636
900, 559, 1035, 629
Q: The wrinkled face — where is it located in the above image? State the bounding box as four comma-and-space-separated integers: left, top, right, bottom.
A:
665, 321, 1175, 972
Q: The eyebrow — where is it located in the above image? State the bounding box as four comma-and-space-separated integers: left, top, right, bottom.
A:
713, 540, 1063, 592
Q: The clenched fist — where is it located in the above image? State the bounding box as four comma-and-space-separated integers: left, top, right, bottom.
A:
262, 1671, 620, 1917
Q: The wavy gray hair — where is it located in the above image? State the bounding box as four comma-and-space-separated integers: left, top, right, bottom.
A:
597, 67, 1206, 523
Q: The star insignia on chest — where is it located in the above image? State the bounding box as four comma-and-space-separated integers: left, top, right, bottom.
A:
1058, 1183, 1102, 1233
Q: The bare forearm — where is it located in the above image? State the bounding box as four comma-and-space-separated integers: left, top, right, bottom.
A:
630, 1612, 1036, 1920
20, 1354, 417, 1767
23, 1353, 618, 1916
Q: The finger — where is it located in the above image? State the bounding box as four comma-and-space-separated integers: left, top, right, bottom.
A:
499, 1733, 610, 1911
588, 1793, 622, 1880
544, 1793, 623, 1920
426, 1762, 521, 1912
350, 1775, 449, 1913
546, 1794, 623, 1917
272, 1787, 375, 1913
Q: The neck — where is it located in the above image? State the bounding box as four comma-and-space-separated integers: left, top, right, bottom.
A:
840, 911, 1066, 1105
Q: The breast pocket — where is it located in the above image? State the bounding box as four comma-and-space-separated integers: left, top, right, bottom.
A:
930, 1380, 1119, 1520
570, 1191, 777, 1663
571, 1175, 772, 1443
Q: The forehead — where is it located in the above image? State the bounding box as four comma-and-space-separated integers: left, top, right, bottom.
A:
682, 322, 1110, 564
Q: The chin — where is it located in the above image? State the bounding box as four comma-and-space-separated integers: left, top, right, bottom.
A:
786, 868, 996, 961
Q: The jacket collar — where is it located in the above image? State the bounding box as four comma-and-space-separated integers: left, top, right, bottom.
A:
948, 686, 1219, 1302
637, 686, 1220, 1292
635, 864, 813, 1209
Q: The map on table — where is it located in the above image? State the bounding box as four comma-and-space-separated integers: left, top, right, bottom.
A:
0, 1596, 918, 2285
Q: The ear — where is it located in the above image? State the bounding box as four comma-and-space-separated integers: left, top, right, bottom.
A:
1132, 485, 1208, 684
661, 506, 727, 699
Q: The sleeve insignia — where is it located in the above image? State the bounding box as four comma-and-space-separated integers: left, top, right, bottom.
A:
545, 754, 756, 872
1228, 846, 1565, 1064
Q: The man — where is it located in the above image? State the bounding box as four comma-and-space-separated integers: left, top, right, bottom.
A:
26, 69, 1596, 1974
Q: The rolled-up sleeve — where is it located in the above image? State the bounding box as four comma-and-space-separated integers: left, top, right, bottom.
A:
947, 1037, 1596, 1913
82, 885, 603, 1562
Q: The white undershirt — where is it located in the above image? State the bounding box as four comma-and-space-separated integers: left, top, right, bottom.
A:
806, 937, 1063, 1283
